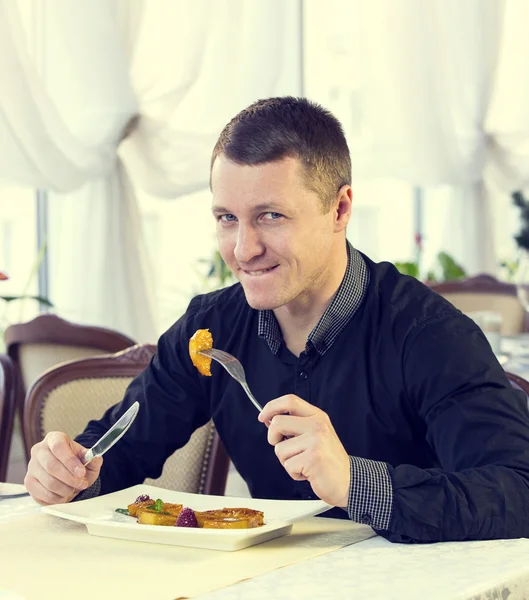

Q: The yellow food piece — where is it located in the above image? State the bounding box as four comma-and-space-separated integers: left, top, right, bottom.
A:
127, 500, 154, 517
130, 501, 183, 517
189, 329, 213, 376
195, 508, 264, 529
202, 518, 250, 529
138, 509, 179, 526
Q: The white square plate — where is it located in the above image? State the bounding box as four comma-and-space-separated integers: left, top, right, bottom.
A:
43, 484, 332, 551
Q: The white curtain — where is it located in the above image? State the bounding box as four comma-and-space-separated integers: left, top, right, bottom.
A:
343, 0, 505, 274
306, 0, 529, 275
486, 0, 529, 191
0, 0, 300, 340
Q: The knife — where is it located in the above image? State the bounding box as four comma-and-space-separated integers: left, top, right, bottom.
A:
81, 401, 140, 465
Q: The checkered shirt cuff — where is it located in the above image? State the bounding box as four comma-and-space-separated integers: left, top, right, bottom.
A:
347, 456, 393, 530
72, 477, 101, 502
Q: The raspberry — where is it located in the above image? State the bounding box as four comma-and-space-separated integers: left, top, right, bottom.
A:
135, 494, 151, 503
176, 507, 198, 528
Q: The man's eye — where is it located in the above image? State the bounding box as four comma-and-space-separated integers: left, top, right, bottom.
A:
264, 212, 283, 220
219, 214, 237, 222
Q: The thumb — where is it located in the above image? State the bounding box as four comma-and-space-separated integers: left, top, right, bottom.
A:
84, 456, 103, 485
70, 440, 103, 485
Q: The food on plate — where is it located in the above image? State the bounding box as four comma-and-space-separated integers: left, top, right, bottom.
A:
138, 509, 180, 526
195, 507, 265, 529
176, 507, 199, 528
127, 496, 182, 519
116, 495, 265, 529
189, 328, 213, 376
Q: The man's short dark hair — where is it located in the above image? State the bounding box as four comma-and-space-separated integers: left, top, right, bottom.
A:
211, 96, 351, 212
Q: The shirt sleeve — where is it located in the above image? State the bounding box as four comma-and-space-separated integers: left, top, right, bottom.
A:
347, 456, 393, 530
72, 477, 101, 502
377, 313, 529, 543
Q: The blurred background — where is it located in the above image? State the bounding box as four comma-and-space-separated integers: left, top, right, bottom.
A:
2, 0, 529, 342
4, 0, 529, 490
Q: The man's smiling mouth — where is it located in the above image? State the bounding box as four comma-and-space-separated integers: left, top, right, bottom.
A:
241, 265, 279, 276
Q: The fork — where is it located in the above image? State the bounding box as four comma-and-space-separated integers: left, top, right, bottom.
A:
198, 348, 263, 412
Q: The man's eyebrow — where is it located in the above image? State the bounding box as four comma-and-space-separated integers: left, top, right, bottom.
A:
211, 202, 285, 215
212, 205, 229, 215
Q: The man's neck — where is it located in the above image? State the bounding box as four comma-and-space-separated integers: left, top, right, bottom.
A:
273, 245, 348, 357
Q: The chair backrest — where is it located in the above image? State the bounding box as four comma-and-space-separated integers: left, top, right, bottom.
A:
429, 275, 528, 336
505, 371, 529, 397
23, 344, 229, 496
5, 313, 136, 461
0, 353, 16, 481
505, 371, 529, 416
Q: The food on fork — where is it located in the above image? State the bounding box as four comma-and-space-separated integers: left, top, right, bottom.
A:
117, 495, 265, 529
189, 328, 213, 376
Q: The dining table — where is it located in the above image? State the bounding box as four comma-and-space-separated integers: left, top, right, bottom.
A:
4, 334, 529, 599
2, 481, 529, 600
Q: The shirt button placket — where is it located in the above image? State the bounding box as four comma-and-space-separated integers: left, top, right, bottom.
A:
294, 363, 311, 399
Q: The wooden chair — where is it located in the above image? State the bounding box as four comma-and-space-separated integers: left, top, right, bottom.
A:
0, 354, 16, 481
505, 371, 529, 400
4, 313, 136, 462
23, 344, 230, 495
429, 274, 528, 336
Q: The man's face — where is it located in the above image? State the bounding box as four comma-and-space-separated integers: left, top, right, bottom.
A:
211, 155, 348, 311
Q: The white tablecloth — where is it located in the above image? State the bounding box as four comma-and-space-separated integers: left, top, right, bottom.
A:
2, 484, 529, 600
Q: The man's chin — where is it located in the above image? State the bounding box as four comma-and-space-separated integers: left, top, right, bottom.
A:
241, 289, 282, 311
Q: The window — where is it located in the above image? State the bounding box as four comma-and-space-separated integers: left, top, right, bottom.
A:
0, 186, 40, 330
135, 188, 218, 333
303, 0, 417, 267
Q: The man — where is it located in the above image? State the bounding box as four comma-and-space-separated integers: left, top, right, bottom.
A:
25, 97, 529, 543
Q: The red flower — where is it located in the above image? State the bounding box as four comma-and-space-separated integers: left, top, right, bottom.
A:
0, 271, 8, 281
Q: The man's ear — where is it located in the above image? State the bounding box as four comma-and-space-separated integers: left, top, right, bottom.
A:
334, 185, 352, 232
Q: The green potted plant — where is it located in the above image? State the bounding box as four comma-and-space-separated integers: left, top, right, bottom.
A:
394, 251, 466, 283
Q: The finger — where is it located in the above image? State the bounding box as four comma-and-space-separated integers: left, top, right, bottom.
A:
282, 453, 309, 481
268, 415, 307, 445
274, 435, 305, 465
46, 432, 86, 479
24, 474, 71, 506
31, 460, 84, 499
258, 395, 317, 424
37, 445, 86, 490
84, 455, 103, 477
71, 440, 103, 479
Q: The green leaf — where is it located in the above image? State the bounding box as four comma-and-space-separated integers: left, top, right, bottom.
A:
0, 294, 54, 307
437, 252, 466, 281
394, 261, 419, 278
426, 270, 438, 282
149, 498, 164, 512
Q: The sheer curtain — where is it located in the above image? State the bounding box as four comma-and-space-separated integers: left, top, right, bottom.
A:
349, 0, 501, 274
0, 0, 300, 340
0, 0, 151, 339
305, 0, 528, 275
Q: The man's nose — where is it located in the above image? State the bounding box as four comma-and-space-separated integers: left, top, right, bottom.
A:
234, 225, 264, 264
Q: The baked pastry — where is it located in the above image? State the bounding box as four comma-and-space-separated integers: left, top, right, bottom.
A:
189, 328, 213, 376
129, 500, 183, 526
195, 508, 264, 529
124, 497, 265, 529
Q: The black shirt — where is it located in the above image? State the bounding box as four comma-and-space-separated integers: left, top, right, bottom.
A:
76, 246, 529, 543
